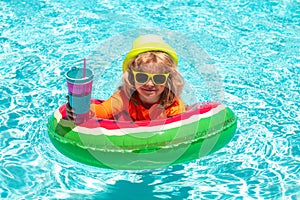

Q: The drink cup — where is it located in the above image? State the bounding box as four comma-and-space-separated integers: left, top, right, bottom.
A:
66, 67, 93, 124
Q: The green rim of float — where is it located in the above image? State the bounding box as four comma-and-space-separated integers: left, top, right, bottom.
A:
47, 100, 238, 170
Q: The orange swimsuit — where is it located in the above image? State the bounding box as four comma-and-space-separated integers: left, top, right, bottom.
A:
90, 90, 185, 121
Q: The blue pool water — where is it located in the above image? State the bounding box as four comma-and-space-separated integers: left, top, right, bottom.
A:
1, 0, 300, 199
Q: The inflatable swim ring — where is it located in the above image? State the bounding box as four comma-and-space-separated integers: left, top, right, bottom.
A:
47, 99, 237, 170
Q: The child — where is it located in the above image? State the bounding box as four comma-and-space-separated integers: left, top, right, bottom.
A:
67, 34, 186, 121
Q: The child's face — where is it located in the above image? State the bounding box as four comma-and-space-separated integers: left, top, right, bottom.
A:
135, 78, 165, 104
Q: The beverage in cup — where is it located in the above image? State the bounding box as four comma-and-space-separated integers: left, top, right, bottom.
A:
65, 66, 93, 124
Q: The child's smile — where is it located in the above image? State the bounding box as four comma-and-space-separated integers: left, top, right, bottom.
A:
135, 80, 165, 105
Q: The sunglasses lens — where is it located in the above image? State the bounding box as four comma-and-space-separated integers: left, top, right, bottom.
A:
135, 73, 149, 83
153, 75, 167, 85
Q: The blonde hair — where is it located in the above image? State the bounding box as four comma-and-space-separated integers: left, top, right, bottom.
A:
119, 51, 184, 108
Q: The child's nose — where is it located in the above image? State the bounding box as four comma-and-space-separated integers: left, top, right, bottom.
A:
146, 78, 155, 86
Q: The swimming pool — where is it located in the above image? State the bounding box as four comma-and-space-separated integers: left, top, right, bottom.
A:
1, 0, 299, 199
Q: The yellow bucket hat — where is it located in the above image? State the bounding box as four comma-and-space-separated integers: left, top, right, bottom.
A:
122, 34, 178, 72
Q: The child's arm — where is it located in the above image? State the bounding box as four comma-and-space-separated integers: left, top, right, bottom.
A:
166, 98, 186, 117
90, 90, 125, 119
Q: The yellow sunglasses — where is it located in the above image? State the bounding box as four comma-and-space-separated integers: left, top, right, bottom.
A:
132, 70, 169, 85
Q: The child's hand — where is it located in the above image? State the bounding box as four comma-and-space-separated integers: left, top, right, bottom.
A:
66, 95, 76, 121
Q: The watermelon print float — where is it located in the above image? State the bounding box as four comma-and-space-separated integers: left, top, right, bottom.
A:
47, 99, 237, 170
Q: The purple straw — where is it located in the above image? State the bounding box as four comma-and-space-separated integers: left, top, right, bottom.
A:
83, 58, 86, 78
